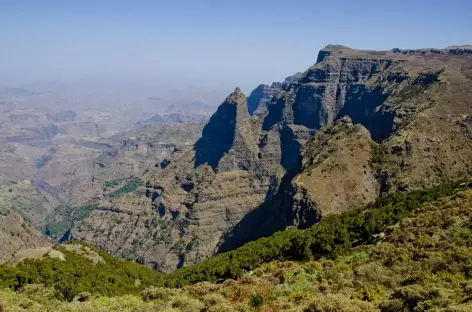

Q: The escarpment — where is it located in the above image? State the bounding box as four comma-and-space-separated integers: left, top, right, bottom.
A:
73, 45, 472, 271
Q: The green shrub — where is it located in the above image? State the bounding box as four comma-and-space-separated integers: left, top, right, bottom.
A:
104, 179, 123, 188
0, 243, 161, 301
108, 177, 142, 199
43, 221, 72, 240
304, 294, 378, 312
249, 293, 263, 309
371, 142, 387, 165
71, 204, 97, 221
140, 286, 176, 301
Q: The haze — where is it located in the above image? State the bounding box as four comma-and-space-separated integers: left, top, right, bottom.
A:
1, 0, 471, 94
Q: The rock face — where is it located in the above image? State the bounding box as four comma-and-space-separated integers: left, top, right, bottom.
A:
194, 88, 258, 171
73, 45, 472, 271
247, 73, 303, 117
247, 84, 280, 116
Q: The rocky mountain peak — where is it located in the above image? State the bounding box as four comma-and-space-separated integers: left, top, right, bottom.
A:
226, 87, 250, 121
194, 87, 250, 169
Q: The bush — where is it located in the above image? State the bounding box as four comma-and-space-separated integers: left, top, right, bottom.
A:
73, 292, 92, 302
140, 287, 177, 301
0, 242, 161, 301
304, 294, 378, 312
249, 293, 263, 309
104, 179, 123, 188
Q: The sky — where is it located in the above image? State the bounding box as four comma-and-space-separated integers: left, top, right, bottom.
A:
1, 0, 471, 93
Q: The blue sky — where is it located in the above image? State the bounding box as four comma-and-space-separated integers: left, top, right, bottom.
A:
1, 0, 471, 92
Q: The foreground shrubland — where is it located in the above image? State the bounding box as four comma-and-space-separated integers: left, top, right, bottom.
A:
2, 183, 472, 311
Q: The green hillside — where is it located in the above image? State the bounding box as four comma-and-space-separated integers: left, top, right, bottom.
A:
1, 182, 472, 311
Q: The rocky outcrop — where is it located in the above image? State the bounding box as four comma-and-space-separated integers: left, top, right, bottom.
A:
73, 148, 270, 271
247, 84, 280, 116
74, 45, 472, 271
247, 73, 304, 117
0, 211, 51, 262
290, 117, 378, 227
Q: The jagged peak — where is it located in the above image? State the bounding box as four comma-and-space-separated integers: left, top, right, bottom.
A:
224, 87, 247, 106
193, 86, 250, 169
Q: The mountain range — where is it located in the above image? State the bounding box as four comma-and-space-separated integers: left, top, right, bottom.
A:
1, 44, 472, 312
67, 45, 472, 271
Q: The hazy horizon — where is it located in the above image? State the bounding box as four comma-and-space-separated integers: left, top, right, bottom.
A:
1, 0, 471, 94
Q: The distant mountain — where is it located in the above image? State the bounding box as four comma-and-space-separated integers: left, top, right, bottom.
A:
0, 87, 40, 97
0, 88, 206, 249
136, 113, 208, 126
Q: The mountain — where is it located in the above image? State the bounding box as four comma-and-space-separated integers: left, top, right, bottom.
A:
71, 45, 472, 272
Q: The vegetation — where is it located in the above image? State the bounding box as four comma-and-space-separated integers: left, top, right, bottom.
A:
0, 243, 160, 301
2, 187, 472, 311
370, 142, 387, 165
103, 179, 124, 189
5, 182, 462, 299
43, 220, 71, 241
71, 204, 97, 222
43, 204, 98, 241
108, 177, 142, 199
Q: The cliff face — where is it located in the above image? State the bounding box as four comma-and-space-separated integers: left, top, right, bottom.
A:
247, 84, 280, 116
73, 45, 472, 271
247, 73, 302, 117
273, 46, 472, 233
